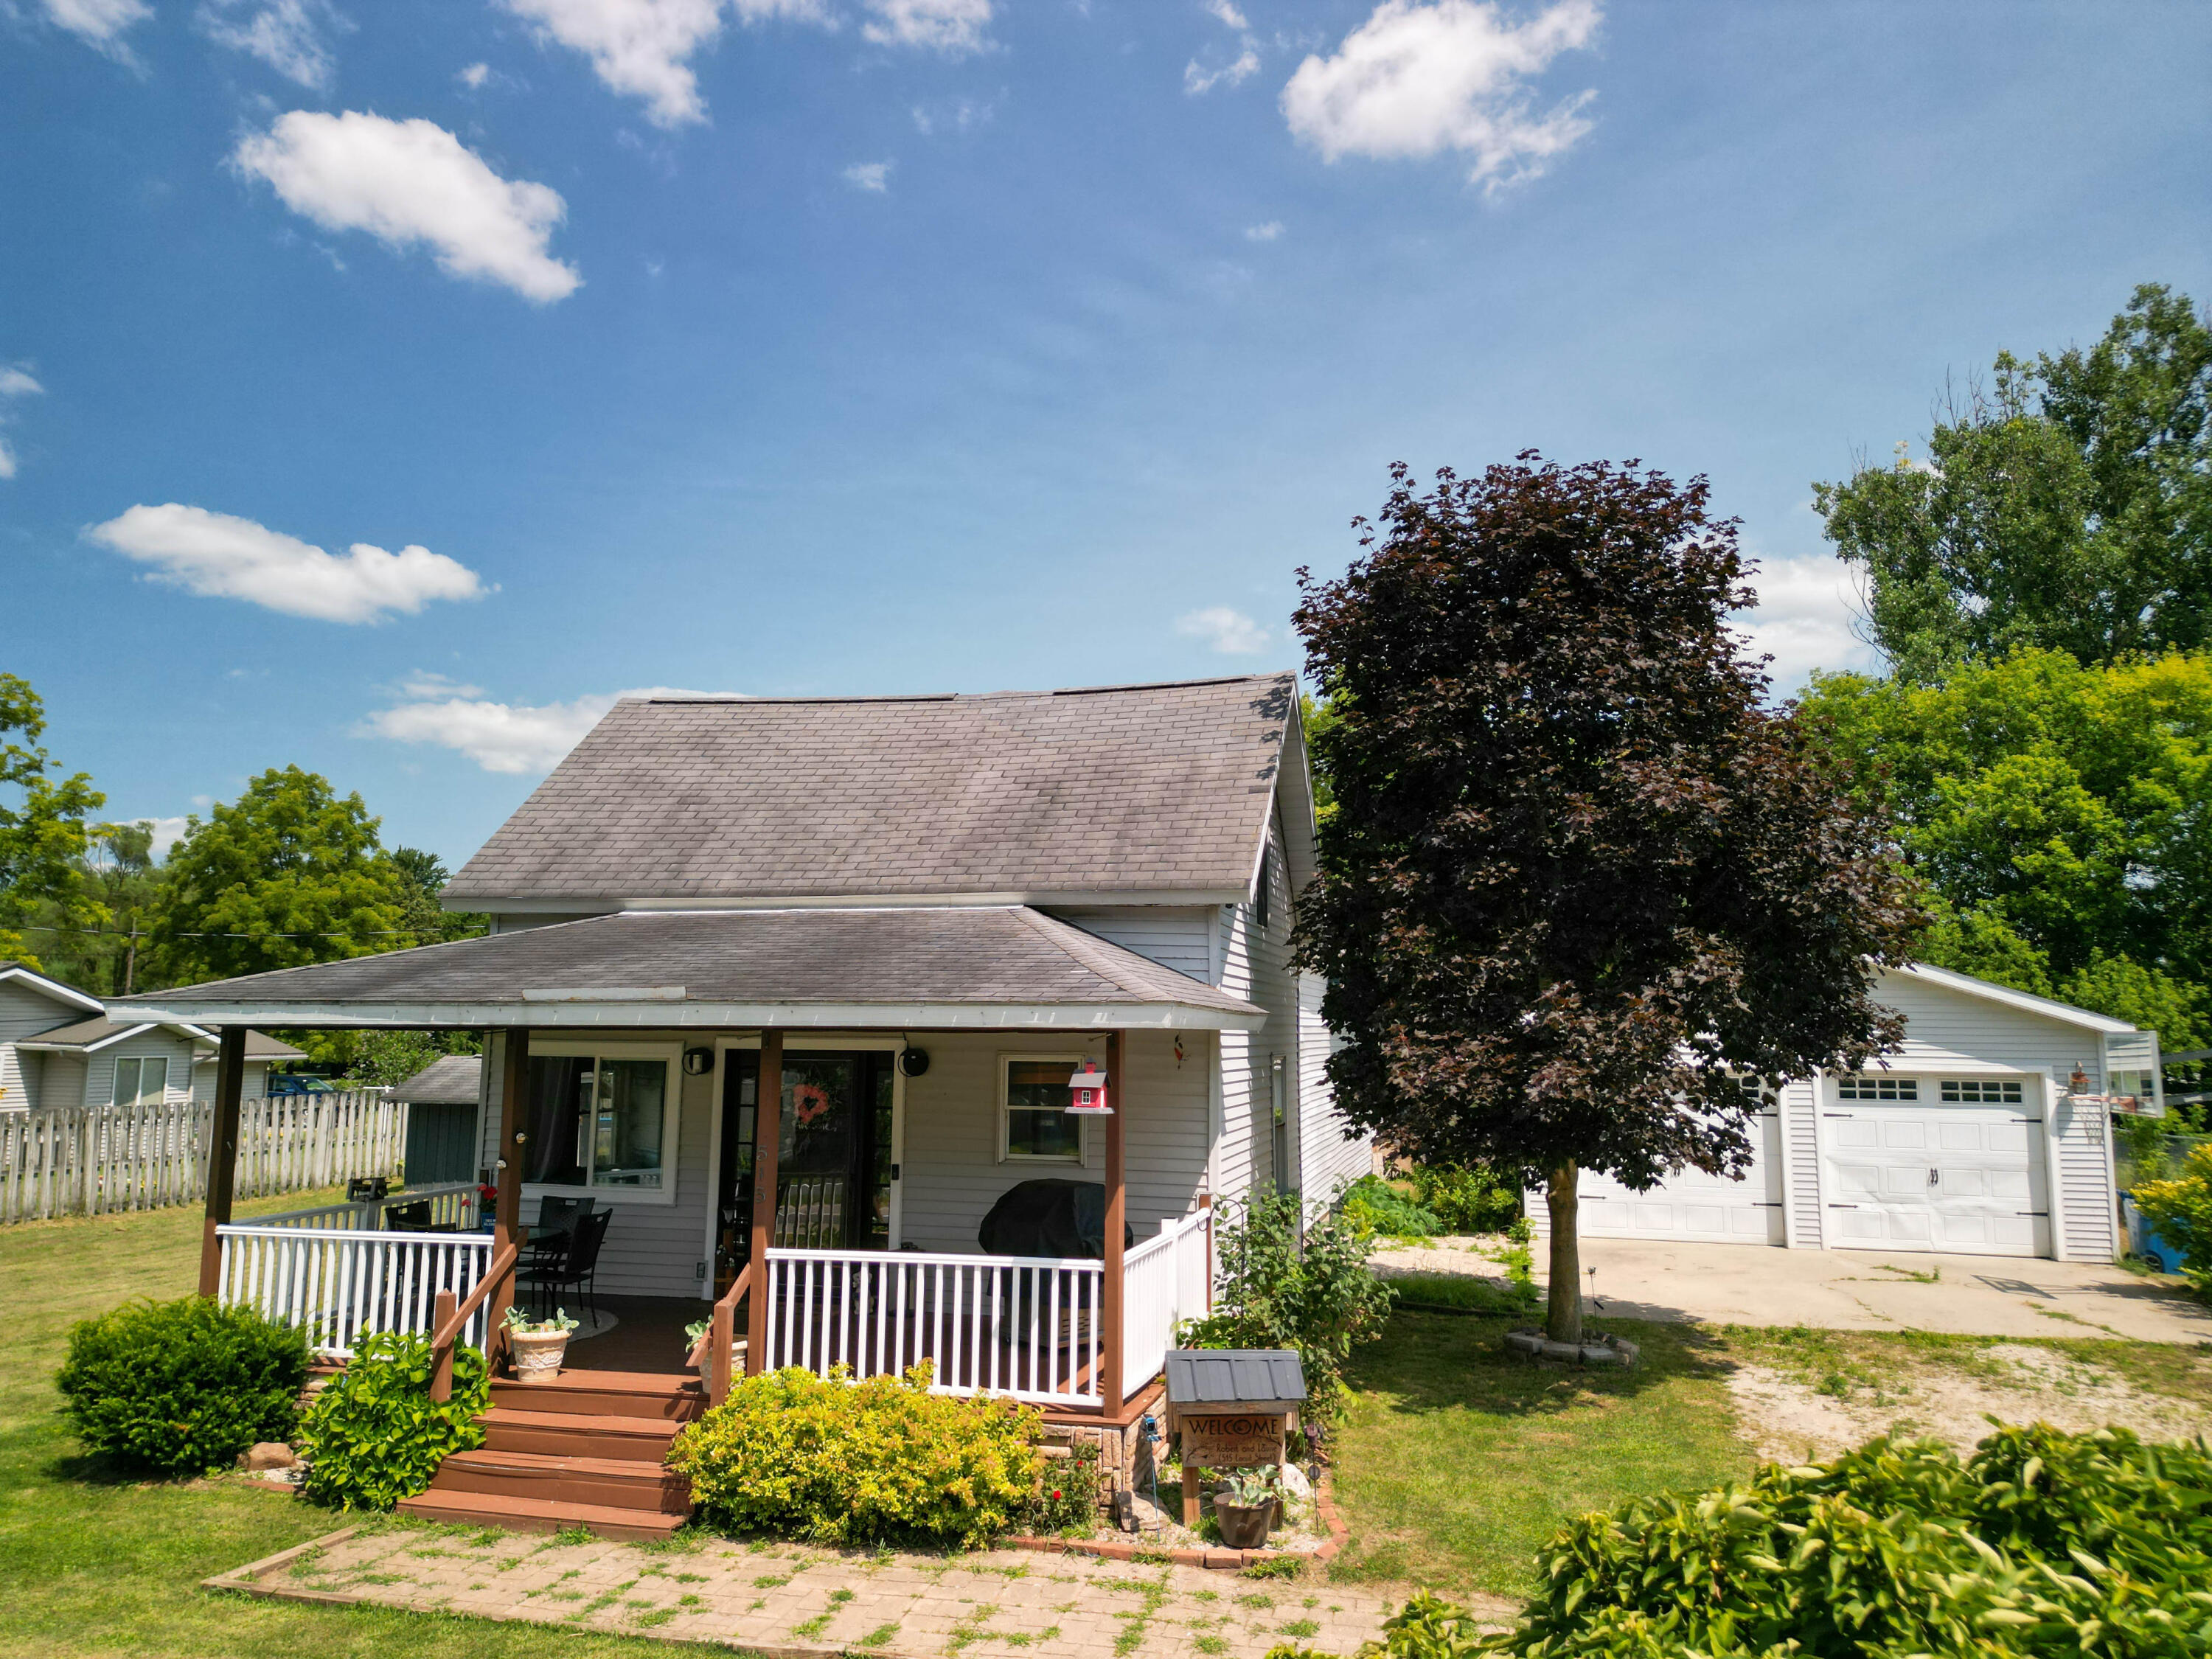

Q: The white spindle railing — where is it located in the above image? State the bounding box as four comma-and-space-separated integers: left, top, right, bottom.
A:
760, 1248, 1107, 1405
246, 1183, 479, 1233
1120, 1206, 1214, 1394
215, 1223, 494, 1360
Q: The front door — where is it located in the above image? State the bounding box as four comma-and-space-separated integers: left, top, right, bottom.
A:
715, 1050, 894, 1295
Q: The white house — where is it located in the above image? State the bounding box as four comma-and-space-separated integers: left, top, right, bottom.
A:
0, 960, 300, 1113
1537, 962, 2161, 1263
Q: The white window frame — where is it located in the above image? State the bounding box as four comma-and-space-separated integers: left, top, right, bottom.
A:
520, 1038, 684, 1207
998, 1051, 1088, 1165
1838, 1074, 1919, 1102
112, 1055, 168, 1108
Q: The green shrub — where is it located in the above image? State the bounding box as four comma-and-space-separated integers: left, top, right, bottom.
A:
56, 1295, 308, 1475
668, 1363, 1044, 1548
2134, 1141, 2212, 1291
1494, 1423, 2212, 1659
1340, 1175, 1444, 1239
296, 1329, 488, 1510
1021, 1437, 1102, 1536
1405, 1163, 1526, 1234
1177, 1189, 1391, 1420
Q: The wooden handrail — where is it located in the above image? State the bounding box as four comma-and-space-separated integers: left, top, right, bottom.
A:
430, 1231, 523, 1403
692, 1259, 754, 1406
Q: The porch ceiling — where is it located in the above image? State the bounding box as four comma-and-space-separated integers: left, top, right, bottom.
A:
104, 906, 1267, 1032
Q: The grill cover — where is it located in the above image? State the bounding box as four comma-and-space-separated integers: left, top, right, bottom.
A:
977, 1179, 1135, 1259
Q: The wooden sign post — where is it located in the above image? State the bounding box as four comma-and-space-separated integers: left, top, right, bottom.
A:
1172, 1407, 1293, 1526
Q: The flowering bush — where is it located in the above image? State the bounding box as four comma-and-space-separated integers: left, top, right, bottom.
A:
668, 1363, 1045, 1548
2133, 1141, 2212, 1292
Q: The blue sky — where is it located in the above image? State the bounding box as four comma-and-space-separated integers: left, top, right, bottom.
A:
4, 0, 2208, 869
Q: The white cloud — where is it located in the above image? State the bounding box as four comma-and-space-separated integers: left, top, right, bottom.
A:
0, 439, 16, 481
361, 685, 720, 773
0, 366, 44, 398
39, 0, 151, 58
1243, 220, 1284, 241
1281, 0, 1601, 192
1176, 606, 1271, 655
863, 0, 990, 54
500, 0, 830, 127
86, 503, 491, 624
101, 815, 193, 859
1203, 0, 1248, 27
1731, 553, 1877, 693
233, 111, 580, 302
458, 60, 492, 87
911, 94, 993, 135
201, 0, 350, 90
1185, 47, 1258, 93
842, 160, 891, 192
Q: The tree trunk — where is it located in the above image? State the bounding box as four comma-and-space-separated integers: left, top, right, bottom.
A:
1544, 1161, 1582, 1346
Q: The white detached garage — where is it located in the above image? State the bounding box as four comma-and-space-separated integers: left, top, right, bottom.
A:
1535, 963, 2161, 1264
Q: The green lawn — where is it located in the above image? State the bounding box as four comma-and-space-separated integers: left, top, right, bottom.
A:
0, 1193, 695, 1658
1328, 1312, 1756, 1597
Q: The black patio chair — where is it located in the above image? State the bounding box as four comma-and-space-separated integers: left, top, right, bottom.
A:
383, 1200, 435, 1232
526, 1195, 594, 1264
519, 1207, 612, 1323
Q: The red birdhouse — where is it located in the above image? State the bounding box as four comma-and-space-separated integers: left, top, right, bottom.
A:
1064, 1059, 1113, 1116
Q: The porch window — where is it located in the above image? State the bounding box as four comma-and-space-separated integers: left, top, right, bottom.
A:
111, 1056, 167, 1108
524, 1048, 678, 1197
1001, 1057, 1084, 1163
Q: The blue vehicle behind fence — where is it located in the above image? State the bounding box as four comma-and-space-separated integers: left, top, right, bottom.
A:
265, 1073, 338, 1099
2124, 1193, 2185, 1274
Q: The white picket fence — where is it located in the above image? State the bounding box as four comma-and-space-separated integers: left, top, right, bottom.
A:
0, 1091, 411, 1224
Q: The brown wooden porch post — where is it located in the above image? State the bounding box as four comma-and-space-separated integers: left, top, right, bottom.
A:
196, 1026, 248, 1297
487, 1027, 531, 1358
1102, 1029, 1127, 1411
745, 1030, 783, 1377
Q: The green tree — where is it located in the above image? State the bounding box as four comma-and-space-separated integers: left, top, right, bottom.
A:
1814, 284, 2212, 681
1295, 457, 1923, 1345
35, 820, 168, 995
1800, 647, 2212, 1023
150, 766, 417, 984
0, 673, 105, 970
389, 845, 487, 946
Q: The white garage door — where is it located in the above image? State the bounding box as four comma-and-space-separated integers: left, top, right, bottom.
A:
1579, 1105, 1786, 1245
1822, 1075, 2050, 1258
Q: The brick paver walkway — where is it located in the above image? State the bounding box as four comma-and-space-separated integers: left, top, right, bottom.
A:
210, 1520, 1412, 1657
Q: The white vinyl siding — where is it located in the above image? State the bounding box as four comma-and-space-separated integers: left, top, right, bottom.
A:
1779, 1079, 1822, 1247
1043, 907, 1214, 982
1297, 970, 1368, 1203
0, 978, 91, 1114
86, 1030, 196, 1113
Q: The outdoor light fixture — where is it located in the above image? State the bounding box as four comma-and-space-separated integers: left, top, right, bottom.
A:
1063, 1058, 1113, 1116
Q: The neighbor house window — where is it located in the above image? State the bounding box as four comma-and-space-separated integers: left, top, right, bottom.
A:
111, 1057, 167, 1108
1939, 1079, 2023, 1105
1001, 1057, 1083, 1162
1837, 1075, 1917, 1101
524, 1048, 678, 1195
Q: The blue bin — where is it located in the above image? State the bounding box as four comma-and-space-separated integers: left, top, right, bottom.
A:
2123, 1193, 2183, 1274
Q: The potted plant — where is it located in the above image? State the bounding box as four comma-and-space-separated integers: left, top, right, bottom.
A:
1212, 1466, 1281, 1549
504, 1306, 578, 1382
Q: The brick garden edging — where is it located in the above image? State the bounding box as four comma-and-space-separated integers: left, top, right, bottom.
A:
1000, 1467, 1350, 1571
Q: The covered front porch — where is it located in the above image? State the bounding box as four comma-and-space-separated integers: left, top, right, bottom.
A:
114, 906, 1253, 1418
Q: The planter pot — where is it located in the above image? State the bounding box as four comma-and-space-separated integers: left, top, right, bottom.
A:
509, 1327, 571, 1382
1214, 1496, 1277, 1550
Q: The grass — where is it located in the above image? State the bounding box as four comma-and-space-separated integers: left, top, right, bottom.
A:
1329, 1310, 1755, 1599
0, 1189, 703, 1658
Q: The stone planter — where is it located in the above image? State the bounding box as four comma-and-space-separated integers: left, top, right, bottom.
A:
509, 1327, 571, 1381
1214, 1495, 1277, 1550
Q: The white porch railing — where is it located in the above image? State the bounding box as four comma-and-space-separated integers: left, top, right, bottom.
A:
758, 1205, 1214, 1408
214, 1184, 490, 1360
1120, 1206, 1214, 1391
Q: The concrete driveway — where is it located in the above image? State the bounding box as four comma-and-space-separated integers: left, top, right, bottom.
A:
1561, 1238, 2212, 1344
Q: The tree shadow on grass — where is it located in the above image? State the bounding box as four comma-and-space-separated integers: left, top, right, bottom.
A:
1342, 1309, 1734, 1424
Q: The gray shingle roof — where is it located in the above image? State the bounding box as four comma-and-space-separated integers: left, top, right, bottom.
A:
1164, 1349, 1308, 1408
111, 908, 1262, 1022
442, 675, 1295, 904
392, 1054, 482, 1105
21, 1017, 300, 1056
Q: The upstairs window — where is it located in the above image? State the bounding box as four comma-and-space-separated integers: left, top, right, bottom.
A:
1838, 1075, 1917, 1102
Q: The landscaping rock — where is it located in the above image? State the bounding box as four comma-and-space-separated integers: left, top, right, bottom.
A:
1505, 1328, 1638, 1367
1279, 1461, 1313, 1500
1504, 1328, 1545, 1356
238, 1442, 301, 1472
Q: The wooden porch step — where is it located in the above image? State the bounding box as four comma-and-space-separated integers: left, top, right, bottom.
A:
395, 1488, 689, 1542
478, 1407, 688, 1462
489, 1370, 707, 1422
431, 1447, 691, 1513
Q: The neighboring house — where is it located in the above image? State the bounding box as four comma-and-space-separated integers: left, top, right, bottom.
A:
393, 1054, 484, 1186
1533, 963, 2160, 1264
0, 961, 301, 1113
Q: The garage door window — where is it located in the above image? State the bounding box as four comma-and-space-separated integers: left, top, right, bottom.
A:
1839, 1076, 1918, 1101
1939, 1079, 2023, 1105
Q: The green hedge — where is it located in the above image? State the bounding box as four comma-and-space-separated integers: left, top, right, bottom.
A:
296, 1329, 489, 1510
2134, 1141, 2212, 1290
668, 1363, 1050, 1548
56, 1296, 308, 1475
